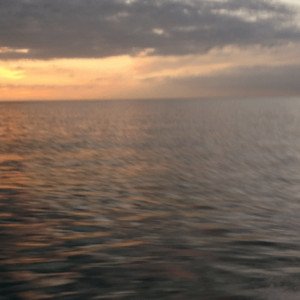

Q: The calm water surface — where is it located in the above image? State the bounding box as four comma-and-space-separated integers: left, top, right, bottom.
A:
0, 98, 300, 299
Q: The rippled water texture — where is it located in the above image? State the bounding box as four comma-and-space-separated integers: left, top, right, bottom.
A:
0, 98, 300, 299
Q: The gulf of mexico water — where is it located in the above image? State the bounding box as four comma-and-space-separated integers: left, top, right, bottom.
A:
0, 98, 300, 299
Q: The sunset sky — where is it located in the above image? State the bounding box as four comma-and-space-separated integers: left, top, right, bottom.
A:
0, 0, 300, 101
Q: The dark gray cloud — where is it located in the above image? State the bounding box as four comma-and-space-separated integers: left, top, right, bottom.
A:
162, 64, 300, 97
0, 0, 299, 59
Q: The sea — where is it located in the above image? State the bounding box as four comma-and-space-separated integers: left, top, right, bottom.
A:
0, 98, 300, 299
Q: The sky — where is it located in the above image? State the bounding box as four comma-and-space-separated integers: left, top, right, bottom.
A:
0, 0, 300, 101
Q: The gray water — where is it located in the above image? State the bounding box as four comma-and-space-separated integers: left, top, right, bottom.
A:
0, 98, 300, 299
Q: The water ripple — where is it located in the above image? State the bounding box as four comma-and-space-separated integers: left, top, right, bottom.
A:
1, 99, 300, 299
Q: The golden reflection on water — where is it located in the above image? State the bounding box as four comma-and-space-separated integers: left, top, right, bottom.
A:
1, 100, 300, 299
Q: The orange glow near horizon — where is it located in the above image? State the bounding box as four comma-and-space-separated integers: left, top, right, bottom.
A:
0, 67, 25, 80
1, 44, 300, 101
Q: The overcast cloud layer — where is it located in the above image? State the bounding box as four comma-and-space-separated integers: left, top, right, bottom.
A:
0, 0, 300, 59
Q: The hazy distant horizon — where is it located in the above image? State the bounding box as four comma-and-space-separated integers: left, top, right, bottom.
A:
1, 95, 300, 104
